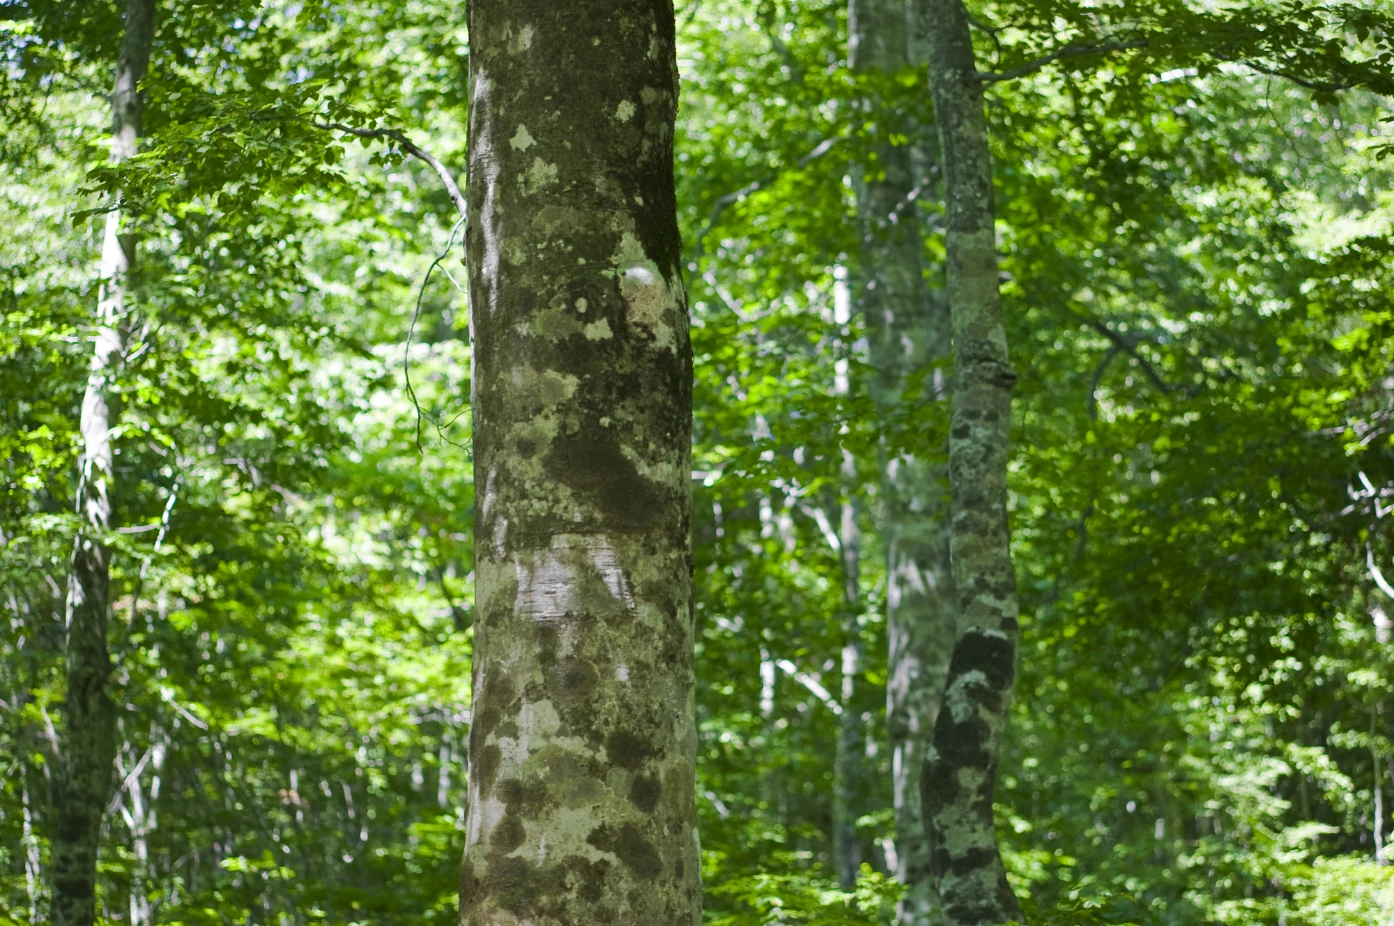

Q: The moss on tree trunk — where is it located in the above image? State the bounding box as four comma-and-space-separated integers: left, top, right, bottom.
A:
849, 0, 955, 919
460, 2, 701, 923
920, 0, 1024, 922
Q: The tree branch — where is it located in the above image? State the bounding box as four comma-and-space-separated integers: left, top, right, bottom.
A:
316, 122, 467, 218
1088, 344, 1123, 421
978, 39, 1149, 84
1222, 58, 1358, 93
1075, 312, 1173, 395
1369, 543, 1394, 600
689, 136, 843, 270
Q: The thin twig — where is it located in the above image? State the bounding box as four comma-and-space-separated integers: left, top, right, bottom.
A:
314, 119, 471, 455
405, 215, 470, 454
160, 688, 208, 730
107, 743, 156, 815
680, 0, 704, 31
114, 478, 180, 669
1088, 344, 1123, 421
437, 573, 471, 633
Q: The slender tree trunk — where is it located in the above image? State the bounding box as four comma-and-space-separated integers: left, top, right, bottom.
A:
919, 0, 1024, 923
117, 730, 167, 926
833, 472, 864, 889
849, 0, 954, 920
759, 649, 783, 816
460, 2, 701, 924
830, 269, 865, 889
1374, 706, 1386, 864
52, 3, 156, 925
23, 777, 43, 922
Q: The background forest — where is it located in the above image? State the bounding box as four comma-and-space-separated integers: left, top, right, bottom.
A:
5, 0, 1394, 924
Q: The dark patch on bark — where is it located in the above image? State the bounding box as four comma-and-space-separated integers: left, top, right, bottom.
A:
948, 846, 998, 876
606, 728, 659, 771
485, 855, 536, 913
491, 812, 526, 853
542, 427, 669, 534
497, 777, 554, 818
474, 672, 517, 735
546, 656, 600, 705
628, 774, 662, 813
474, 743, 502, 797
459, 859, 479, 914
587, 822, 663, 880
949, 630, 1014, 695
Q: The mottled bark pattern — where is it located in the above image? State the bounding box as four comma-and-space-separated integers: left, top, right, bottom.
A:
849, 0, 954, 920
52, 3, 156, 925
919, 0, 1024, 923
462, 2, 700, 924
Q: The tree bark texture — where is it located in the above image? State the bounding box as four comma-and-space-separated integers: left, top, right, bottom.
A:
849, 0, 955, 921
919, 0, 1025, 923
53, 3, 156, 925
461, 3, 701, 924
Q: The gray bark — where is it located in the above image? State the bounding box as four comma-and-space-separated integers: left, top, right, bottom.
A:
832, 468, 864, 889
849, 0, 955, 921
919, 0, 1025, 923
461, 2, 701, 924
829, 273, 865, 890
53, 3, 156, 925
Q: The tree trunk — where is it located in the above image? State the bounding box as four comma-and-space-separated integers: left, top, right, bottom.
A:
23, 777, 43, 922
830, 269, 865, 890
460, 3, 701, 924
53, 3, 156, 925
833, 471, 864, 889
117, 729, 167, 926
919, 0, 1024, 923
849, 0, 955, 920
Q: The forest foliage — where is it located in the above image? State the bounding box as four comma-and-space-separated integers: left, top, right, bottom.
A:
4, 0, 1394, 924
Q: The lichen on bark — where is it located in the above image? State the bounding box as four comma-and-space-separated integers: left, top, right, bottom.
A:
919, 0, 1025, 922
461, 2, 700, 924
848, 0, 956, 920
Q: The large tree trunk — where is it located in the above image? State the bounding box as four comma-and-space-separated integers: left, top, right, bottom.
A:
848, 0, 955, 921
460, 3, 701, 924
919, 0, 1024, 923
52, 3, 156, 925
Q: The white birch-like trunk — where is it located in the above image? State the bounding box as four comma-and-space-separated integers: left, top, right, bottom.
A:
53, 4, 156, 925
